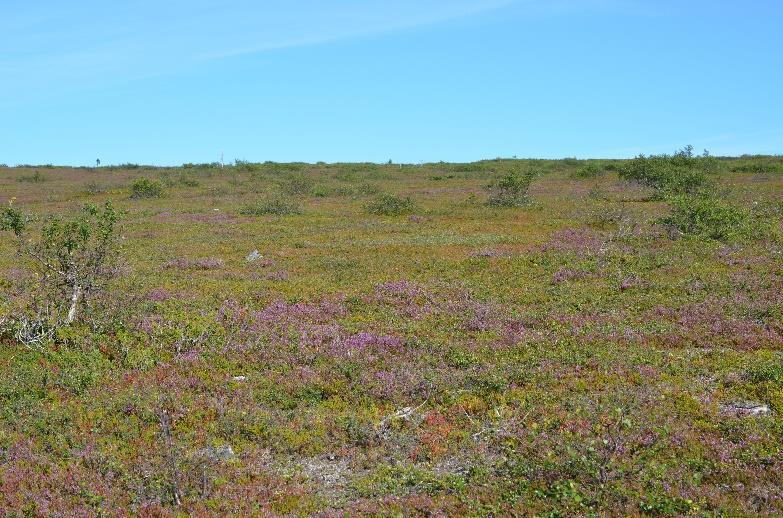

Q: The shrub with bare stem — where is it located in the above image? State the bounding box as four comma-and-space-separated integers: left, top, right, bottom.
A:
1, 201, 121, 346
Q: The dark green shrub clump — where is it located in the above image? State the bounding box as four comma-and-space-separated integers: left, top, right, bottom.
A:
182, 162, 220, 169
621, 154, 708, 194
486, 170, 536, 207
365, 194, 417, 215
745, 356, 783, 384
240, 197, 302, 216
627, 148, 715, 192
17, 171, 46, 183
573, 163, 604, 179
620, 146, 716, 196
178, 175, 200, 187
280, 174, 314, 196
731, 162, 779, 174
129, 177, 164, 199
661, 195, 750, 241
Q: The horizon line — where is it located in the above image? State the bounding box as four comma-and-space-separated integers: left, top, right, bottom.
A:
3, 153, 782, 169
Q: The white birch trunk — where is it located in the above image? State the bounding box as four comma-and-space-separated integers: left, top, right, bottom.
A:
66, 285, 82, 324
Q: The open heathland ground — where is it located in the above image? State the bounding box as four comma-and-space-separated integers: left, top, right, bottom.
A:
1, 155, 783, 515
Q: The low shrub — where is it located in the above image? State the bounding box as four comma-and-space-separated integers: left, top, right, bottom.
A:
182, 162, 220, 169
1, 201, 121, 333
573, 163, 604, 179
619, 146, 716, 196
356, 183, 381, 196
731, 162, 779, 174
159, 175, 177, 188
17, 171, 46, 183
486, 170, 536, 207
745, 356, 783, 384
280, 174, 314, 196
310, 185, 331, 197
129, 177, 164, 199
365, 194, 417, 215
661, 195, 750, 241
178, 175, 200, 187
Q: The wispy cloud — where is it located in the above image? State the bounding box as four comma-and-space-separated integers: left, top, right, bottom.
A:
197, 0, 525, 61
0, 0, 525, 103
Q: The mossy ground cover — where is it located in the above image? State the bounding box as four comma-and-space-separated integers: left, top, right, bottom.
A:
1, 158, 782, 515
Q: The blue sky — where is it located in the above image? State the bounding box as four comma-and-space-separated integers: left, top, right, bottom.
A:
1, 0, 781, 165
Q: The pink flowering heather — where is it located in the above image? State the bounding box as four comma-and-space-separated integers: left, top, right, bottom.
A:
501, 317, 545, 345
264, 269, 289, 281
619, 274, 645, 291
448, 294, 503, 333
551, 267, 590, 284
648, 296, 783, 350
374, 280, 425, 299
370, 280, 434, 318
329, 331, 405, 359
147, 287, 172, 301
217, 298, 348, 354
135, 314, 165, 334
541, 227, 606, 257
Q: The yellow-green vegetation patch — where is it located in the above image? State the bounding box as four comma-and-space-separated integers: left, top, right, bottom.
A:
0, 156, 782, 514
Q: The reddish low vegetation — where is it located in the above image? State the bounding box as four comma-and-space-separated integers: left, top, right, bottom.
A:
1, 157, 782, 515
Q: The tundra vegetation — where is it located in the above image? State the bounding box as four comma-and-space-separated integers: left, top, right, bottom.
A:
0, 153, 782, 515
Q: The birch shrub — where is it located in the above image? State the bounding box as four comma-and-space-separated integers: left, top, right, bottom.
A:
0, 201, 121, 347
486, 170, 537, 207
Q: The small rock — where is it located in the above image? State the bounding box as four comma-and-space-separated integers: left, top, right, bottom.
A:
298, 456, 350, 489
232, 375, 247, 381
721, 401, 771, 417
246, 250, 262, 262
197, 445, 235, 462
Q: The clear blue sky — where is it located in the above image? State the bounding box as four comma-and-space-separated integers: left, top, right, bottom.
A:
1, 0, 781, 166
